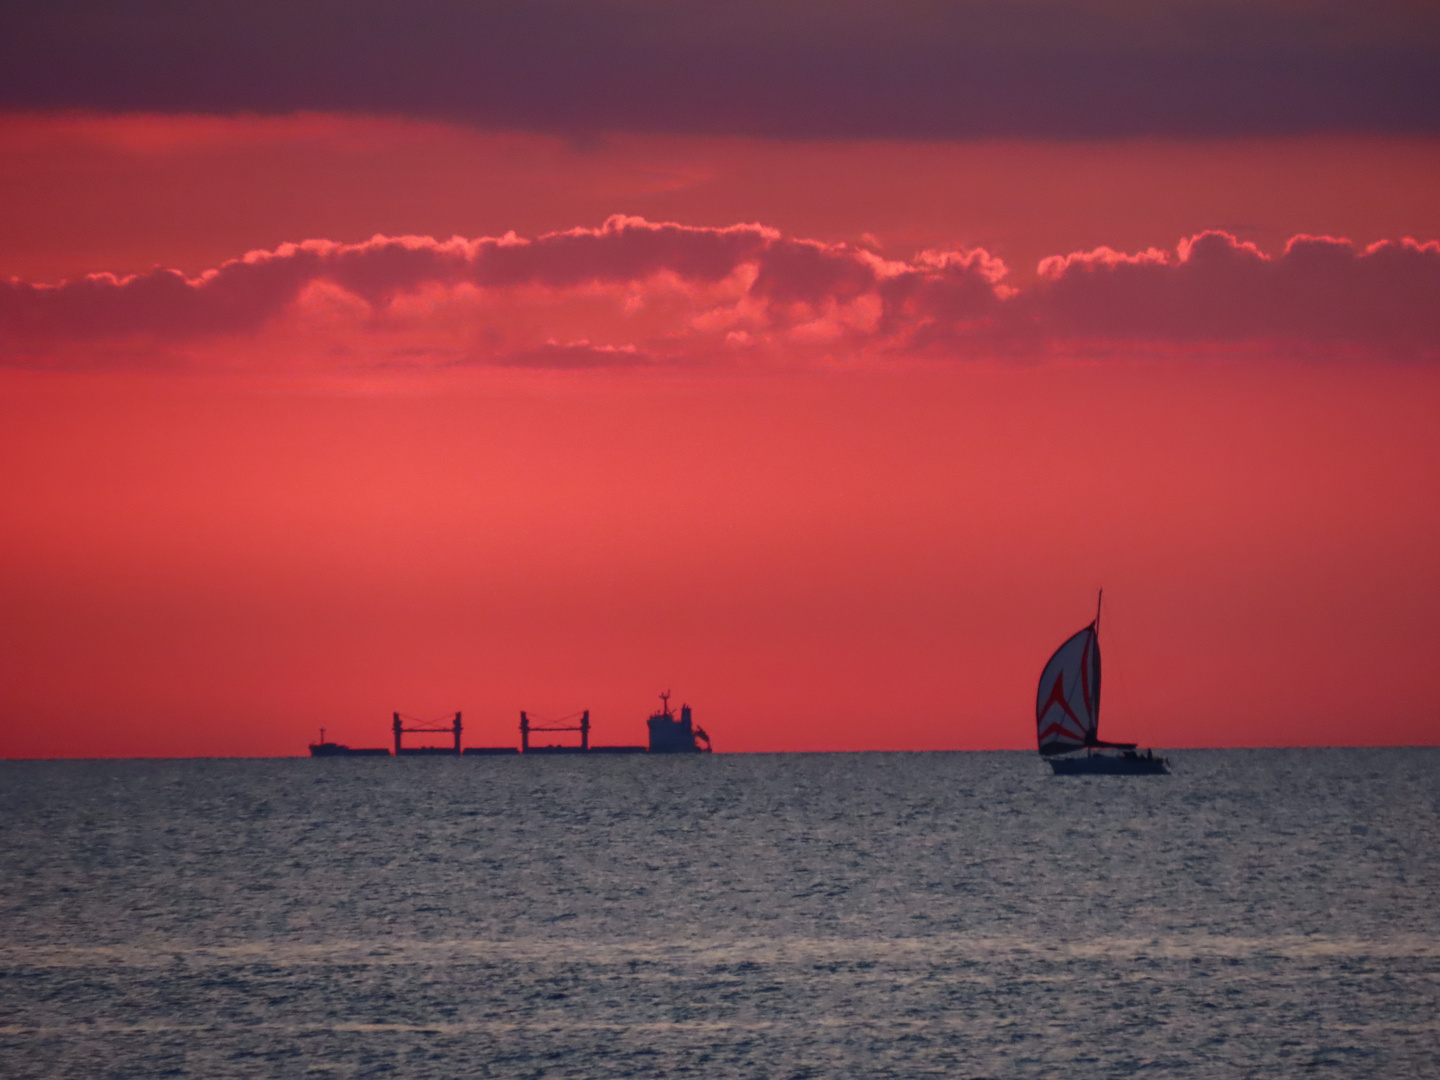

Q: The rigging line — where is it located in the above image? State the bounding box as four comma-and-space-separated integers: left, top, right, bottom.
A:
525, 711, 586, 725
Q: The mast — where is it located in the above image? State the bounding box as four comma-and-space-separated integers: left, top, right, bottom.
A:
1092, 588, 1103, 745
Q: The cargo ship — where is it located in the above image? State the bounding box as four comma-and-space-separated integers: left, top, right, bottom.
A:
310, 695, 713, 756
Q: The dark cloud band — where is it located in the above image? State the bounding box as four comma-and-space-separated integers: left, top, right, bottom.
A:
3, 1, 1438, 138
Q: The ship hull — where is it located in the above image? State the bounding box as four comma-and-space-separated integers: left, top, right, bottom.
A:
309, 744, 391, 757
1048, 753, 1169, 775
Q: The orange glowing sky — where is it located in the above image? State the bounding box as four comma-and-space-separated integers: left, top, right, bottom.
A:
3, 2, 1440, 756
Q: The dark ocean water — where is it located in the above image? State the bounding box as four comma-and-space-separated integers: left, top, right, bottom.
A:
1, 749, 1437, 1078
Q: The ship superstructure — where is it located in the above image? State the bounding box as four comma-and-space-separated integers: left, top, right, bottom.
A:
646, 692, 712, 753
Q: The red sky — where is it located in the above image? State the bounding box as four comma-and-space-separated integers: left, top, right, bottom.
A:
3, 4, 1440, 757
3, 356, 1439, 756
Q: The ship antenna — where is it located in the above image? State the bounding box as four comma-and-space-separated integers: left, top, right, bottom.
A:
660, 690, 670, 716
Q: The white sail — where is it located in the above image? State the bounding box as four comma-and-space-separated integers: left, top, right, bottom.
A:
1035, 624, 1100, 755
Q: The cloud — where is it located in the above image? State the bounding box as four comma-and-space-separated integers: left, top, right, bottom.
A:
1028, 232, 1440, 353
0, 218, 774, 341
1, 1, 1436, 139
3, 218, 1438, 369
494, 341, 656, 370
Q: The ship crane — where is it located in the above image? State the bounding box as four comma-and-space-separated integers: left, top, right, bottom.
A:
519, 709, 590, 753
392, 711, 463, 755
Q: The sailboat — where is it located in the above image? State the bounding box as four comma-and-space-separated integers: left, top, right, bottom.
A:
1036, 591, 1169, 775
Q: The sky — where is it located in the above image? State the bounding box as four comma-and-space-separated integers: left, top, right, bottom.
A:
2, 1, 1439, 756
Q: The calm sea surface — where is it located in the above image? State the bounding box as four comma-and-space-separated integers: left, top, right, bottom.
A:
2, 749, 1437, 1078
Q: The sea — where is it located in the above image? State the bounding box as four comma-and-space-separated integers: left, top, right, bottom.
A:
1, 749, 1437, 1079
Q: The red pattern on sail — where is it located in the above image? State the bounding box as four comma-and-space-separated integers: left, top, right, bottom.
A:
1035, 624, 1099, 755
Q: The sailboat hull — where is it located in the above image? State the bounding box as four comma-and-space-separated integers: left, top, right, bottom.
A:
1048, 753, 1169, 775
